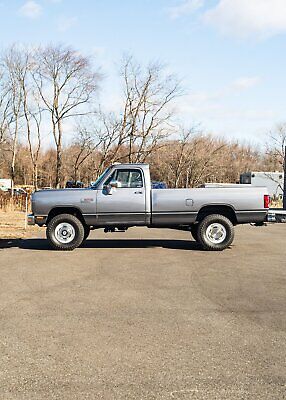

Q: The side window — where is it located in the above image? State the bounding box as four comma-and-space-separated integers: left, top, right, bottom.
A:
116, 171, 130, 188
104, 171, 116, 186
129, 170, 143, 188
104, 169, 143, 188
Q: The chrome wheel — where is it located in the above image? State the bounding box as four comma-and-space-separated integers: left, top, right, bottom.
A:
206, 223, 227, 244
54, 222, 75, 244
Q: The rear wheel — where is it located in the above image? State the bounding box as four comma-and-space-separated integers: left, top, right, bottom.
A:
46, 214, 84, 251
197, 214, 234, 251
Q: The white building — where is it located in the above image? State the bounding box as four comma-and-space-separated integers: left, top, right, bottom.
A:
240, 172, 284, 199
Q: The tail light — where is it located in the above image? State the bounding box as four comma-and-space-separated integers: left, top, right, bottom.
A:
264, 195, 270, 209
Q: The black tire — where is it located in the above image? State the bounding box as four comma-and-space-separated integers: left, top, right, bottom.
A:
80, 225, 91, 246
190, 224, 199, 242
46, 214, 84, 251
197, 214, 234, 251
83, 226, 91, 241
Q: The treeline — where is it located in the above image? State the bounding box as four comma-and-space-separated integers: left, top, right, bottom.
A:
0, 134, 281, 189
0, 44, 284, 190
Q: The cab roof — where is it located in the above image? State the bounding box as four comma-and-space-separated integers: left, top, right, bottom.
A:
110, 163, 149, 168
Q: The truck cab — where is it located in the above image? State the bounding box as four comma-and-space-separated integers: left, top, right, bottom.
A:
93, 164, 151, 226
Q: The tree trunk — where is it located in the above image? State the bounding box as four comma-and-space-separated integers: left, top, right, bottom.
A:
33, 163, 38, 190
10, 118, 19, 204
55, 144, 62, 188
74, 165, 78, 183
55, 120, 63, 188
128, 134, 133, 163
10, 165, 15, 202
283, 147, 286, 210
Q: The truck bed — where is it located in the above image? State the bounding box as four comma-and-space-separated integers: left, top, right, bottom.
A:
151, 187, 268, 225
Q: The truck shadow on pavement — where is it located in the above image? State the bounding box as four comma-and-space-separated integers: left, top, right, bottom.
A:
0, 238, 202, 251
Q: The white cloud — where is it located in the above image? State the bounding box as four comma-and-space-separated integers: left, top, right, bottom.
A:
176, 76, 263, 131
184, 76, 260, 106
177, 89, 278, 142
232, 76, 261, 91
203, 0, 286, 39
168, 0, 205, 19
57, 16, 77, 32
92, 46, 106, 57
19, 1, 42, 19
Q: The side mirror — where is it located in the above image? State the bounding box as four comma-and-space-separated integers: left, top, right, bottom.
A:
110, 180, 121, 188
103, 180, 121, 195
103, 184, 112, 195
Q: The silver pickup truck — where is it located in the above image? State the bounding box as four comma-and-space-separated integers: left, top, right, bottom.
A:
28, 163, 269, 251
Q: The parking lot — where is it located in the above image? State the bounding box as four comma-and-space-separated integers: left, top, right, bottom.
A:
0, 224, 285, 399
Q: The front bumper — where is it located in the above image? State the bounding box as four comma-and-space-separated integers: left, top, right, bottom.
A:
27, 214, 47, 226
27, 214, 35, 225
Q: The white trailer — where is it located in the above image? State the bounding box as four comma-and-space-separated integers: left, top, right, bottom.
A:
0, 179, 12, 191
240, 172, 284, 199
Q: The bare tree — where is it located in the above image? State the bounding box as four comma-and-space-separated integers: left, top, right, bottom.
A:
1, 46, 278, 196
70, 127, 96, 182
0, 69, 12, 147
267, 123, 286, 207
168, 127, 198, 188
185, 136, 226, 187
119, 56, 182, 163
150, 130, 227, 188
267, 124, 286, 169
2, 48, 25, 199
32, 45, 100, 187
76, 111, 128, 179
9, 48, 43, 189
94, 112, 127, 173
25, 100, 42, 190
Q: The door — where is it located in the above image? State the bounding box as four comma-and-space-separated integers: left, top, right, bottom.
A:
96, 168, 146, 225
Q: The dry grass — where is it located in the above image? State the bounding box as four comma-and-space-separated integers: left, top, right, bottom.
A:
0, 211, 41, 239
270, 199, 283, 208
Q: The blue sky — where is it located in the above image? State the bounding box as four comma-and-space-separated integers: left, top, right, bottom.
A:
1, 0, 286, 145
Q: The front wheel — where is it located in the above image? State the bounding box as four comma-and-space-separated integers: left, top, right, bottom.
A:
197, 214, 234, 251
46, 214, 84, 251
83, 226, 91, 241
80, 225, 91, 246
190, 224, 199, 242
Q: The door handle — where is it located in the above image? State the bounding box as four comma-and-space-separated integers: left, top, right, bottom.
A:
134, 191, 143, 194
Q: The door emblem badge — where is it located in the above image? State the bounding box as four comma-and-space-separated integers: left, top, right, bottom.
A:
80, 198, 94, 203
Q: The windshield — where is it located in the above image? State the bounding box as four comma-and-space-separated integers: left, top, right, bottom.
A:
90, 167, 111, 189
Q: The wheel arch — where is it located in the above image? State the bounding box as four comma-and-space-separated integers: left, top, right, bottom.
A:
196, 205, 237, 225
46, 207, 86, 226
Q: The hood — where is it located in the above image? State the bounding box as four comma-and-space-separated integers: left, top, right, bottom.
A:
31, 187, 96, 216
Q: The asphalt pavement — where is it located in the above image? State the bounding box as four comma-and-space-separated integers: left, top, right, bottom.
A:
0, 224, 285, 399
